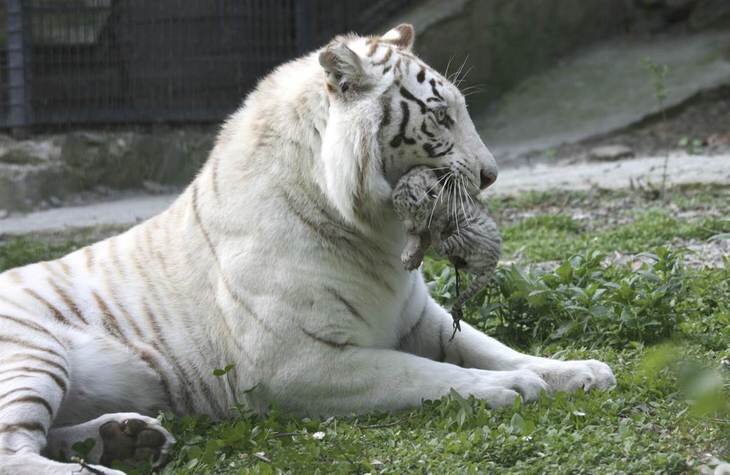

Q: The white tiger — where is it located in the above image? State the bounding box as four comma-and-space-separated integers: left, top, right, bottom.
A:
0, 24, 615, 474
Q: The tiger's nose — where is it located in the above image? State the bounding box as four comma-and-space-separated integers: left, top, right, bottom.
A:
480, 169, 497, 190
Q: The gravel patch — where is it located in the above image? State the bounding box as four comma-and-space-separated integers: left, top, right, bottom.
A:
514, 237, 729, 272
489, 152, 730, 196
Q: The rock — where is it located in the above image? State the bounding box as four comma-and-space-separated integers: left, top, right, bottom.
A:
707, 133, 730, 148
0, 209, 8, 219
0, 161, 67, 213
93, 185, 113, 196
589, 145, 635, 161
0, 137, 61, 165
59, 128, 214, 192
142, 180, 167, 194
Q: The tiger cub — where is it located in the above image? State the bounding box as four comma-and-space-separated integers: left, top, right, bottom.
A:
392, 166, 501, 333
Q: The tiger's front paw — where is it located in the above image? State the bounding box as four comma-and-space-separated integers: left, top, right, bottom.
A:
520, 359, 616, 393
463, 368, 549, 405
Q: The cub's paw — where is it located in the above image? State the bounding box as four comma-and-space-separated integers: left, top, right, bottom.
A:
522, 359, 616, 393
99, 415, 175, 469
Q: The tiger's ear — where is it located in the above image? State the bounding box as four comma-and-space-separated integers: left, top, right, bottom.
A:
381, 24, 415, 51
319, 42, 367, 95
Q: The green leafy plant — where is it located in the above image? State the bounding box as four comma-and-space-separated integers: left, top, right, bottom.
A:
426, 247, 686, 348
678, 136, 707, 155
71, 438, 96, 459
213, 364, 239, 408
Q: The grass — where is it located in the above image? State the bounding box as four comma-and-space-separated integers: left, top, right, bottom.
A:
501, 210, 730, 262
490, 185, 730, 262
1, 186, 728, 474
0, 225, 126, 271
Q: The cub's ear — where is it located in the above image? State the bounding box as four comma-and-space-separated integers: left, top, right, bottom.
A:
319, 41, 367, 95
381, 23, 415, 51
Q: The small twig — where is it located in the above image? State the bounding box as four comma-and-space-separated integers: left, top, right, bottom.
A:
357, 417, 408, 429
358, 421, 401, 429
71, 457, 105, 475
450, 267, 462, 341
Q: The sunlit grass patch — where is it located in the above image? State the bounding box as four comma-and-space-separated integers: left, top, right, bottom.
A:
501, 209, 730, 262
0, 235, 83, 271
0, 225, 127, 272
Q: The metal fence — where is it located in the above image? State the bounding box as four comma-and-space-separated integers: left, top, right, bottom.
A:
0, 0, 416, 130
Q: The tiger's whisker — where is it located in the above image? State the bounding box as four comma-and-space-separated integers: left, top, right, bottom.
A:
449, 178, 461, 239
428, 173, 451, 228
454, 66, 473, 88
444, 55, 456, 80
448, 55, 469, 85
458, 178, 469, 225
455, 56, 469, 83
418, 172, 451, 202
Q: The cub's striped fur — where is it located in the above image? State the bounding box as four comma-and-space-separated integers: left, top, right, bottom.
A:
0, 24, 614, 474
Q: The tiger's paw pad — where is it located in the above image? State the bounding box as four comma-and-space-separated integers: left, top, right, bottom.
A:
99, 418, 175, 468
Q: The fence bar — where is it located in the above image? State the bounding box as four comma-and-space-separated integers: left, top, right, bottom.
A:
6, 0, 31, 131
295, 0, 314, 54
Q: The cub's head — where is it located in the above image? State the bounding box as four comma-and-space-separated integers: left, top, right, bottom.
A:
391, 166, 440, 234
318, 24, 497, 228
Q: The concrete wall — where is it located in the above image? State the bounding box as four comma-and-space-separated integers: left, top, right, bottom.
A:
394, 0, 730, 112
398, 0, 631, 112
0, 127, 214, 212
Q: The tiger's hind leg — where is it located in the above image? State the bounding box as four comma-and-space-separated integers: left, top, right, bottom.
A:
42, 336, 176, 471
45, 413, 175, 470
0, 315, 119, 474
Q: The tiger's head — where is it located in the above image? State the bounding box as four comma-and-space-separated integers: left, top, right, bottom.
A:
317, 24, 497, 229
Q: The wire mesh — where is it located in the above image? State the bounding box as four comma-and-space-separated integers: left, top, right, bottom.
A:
0, 0, 415, 129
